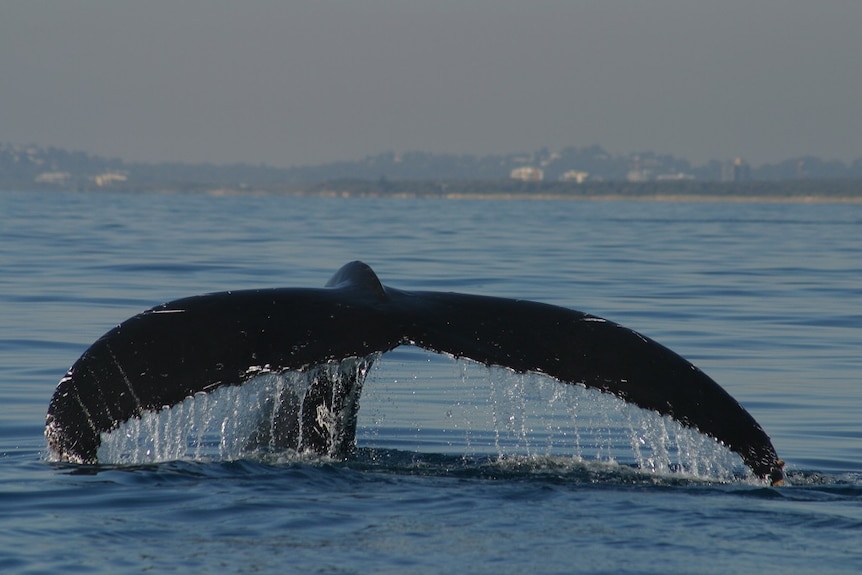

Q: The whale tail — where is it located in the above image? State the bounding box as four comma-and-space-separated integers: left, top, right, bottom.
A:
46, 261, 783, 484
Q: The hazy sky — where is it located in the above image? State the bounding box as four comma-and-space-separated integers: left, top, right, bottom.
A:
3, 1, 860, 167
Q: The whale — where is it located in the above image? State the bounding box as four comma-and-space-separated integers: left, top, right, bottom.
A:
46, 261, 784, 484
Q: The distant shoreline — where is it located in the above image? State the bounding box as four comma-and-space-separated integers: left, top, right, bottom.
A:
5, 178, 862, 203
268, 191, 862, 204
437, 193, 862, 203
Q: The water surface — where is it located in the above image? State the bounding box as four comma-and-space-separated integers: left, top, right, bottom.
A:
1, 190, 860, 573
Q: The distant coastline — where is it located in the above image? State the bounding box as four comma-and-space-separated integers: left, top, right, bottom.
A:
294, 179, 862, 203
3, 143, 862, 202
7, 178, 860, 203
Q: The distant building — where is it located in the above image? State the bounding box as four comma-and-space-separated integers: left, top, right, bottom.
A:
510, 166, 544, 182
626, 155, 650, 182
540, 152, 561, 167
626, 169, 648, 182
561, 170, 589, 184
722, 157, 750, 182
34, 171, 71, 185
93, 172, 128, 187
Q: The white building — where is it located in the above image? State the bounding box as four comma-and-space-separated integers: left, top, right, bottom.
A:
93, 172, 128, 187
561, 170, 589, 184
510, 166, 544, 182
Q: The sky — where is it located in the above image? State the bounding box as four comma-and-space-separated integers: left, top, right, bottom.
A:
2, 1, 860, 168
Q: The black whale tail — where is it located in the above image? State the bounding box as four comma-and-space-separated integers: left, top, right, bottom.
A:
46, 261, 784, 485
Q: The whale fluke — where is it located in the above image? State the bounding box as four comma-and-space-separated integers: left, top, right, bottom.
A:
46, 261, 784, 484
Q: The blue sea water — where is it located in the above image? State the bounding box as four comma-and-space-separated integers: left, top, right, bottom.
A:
1, 189, 861, 573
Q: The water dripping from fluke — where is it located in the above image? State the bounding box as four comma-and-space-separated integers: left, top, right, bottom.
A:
95, 356, 375, 466
84, 357, 753, 486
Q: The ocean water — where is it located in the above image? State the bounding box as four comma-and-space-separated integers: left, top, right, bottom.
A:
1, 189, 861, 574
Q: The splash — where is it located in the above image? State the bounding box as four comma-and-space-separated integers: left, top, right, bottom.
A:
476, 363, 748, 482
362, 355, 750, 483
98, 356, 375, 465
97, 351, 748, 482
